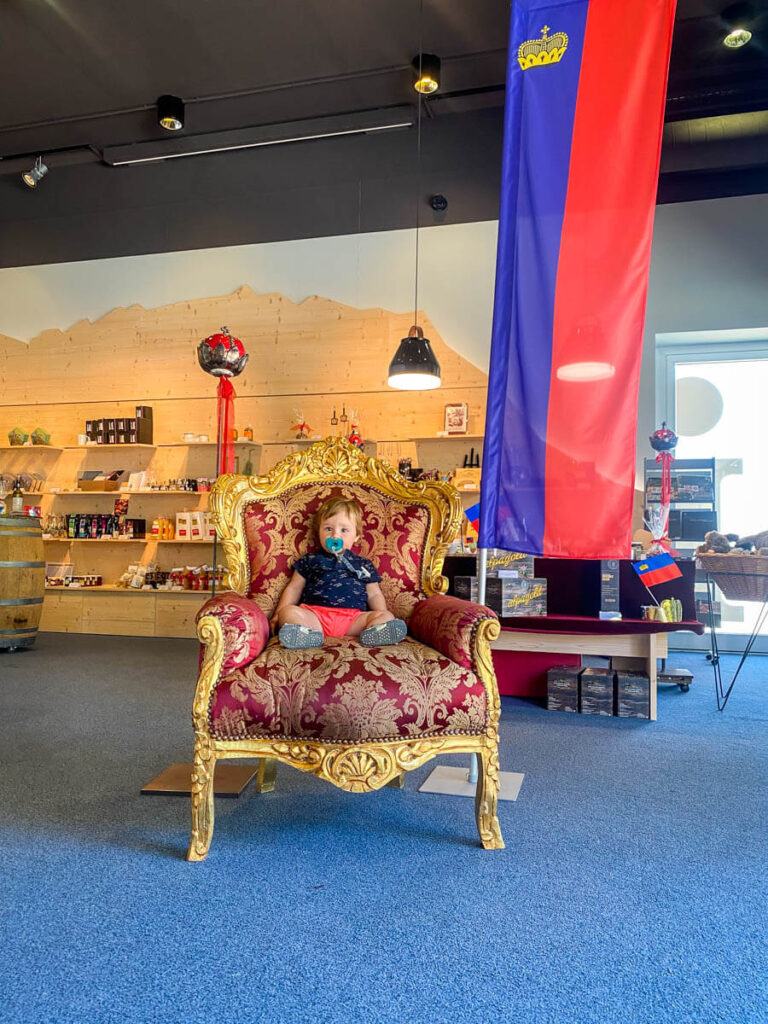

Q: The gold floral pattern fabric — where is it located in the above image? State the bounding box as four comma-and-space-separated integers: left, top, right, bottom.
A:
210, 636, 488, 742
196, 593, 271, 675
409, 594, 498, 672
243, 483, 431, 620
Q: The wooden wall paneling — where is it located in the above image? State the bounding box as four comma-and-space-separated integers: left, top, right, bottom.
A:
155, 593, 205, 638
0, 286, 488, 636
80, 592, 155, 636
39, 591, 83, 632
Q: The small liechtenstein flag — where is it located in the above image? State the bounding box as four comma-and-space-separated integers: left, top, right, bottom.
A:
632, 552, 682, 587
464, 502, 480, 533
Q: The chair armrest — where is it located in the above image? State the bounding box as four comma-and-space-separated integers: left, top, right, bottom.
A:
410, 594, 498, 672
196, 592, 270, 675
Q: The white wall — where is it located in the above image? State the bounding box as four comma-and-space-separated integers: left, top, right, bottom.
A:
0, 221, 498, 372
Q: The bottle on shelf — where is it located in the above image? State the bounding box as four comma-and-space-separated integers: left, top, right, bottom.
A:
10, 477, 24, 514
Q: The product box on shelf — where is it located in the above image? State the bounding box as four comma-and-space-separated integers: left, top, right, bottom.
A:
175, 511, 191, 540
135, 406, 153, 444
483, 549, 535, 579
615, 670, 651, 719
453, 576, 547, 617
546, 665, 580, 713
125, 518, 146, 539
579, 667, 614, 716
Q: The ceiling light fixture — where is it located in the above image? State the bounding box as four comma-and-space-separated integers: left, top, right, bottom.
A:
157, 94, 185, 131
721, 2, 754, 47
103, 108, 414, 166
21, 156, 48, 188
389, 8, 441, 391
412, 52, 441, 94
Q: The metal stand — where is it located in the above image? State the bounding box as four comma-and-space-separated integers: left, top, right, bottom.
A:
419, 547, 524, 801
706, 573, 768, 711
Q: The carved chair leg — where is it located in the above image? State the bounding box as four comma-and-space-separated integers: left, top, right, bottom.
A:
186, 741, 216, 862
257, 757, 278, 793
475, 745, 505, 850
386, 771, 405, 789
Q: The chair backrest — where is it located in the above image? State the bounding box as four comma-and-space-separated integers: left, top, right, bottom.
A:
210, 438, 462, 620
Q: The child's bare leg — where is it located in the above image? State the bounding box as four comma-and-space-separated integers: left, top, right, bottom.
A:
277, 605, 324, 649
278, 605, 322, 631
346, 610, 393, 637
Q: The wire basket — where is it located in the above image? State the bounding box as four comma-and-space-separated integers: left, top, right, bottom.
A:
697, 554, 768, 602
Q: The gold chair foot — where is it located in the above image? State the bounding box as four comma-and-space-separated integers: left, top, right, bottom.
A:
475, 747, 505, 850
186, 840, 210, 862
385, 772, 405, 789
480, 822, 505, 850
256, 757, 278, 793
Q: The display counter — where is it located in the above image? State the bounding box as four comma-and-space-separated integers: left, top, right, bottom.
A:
444, 555, 704, 719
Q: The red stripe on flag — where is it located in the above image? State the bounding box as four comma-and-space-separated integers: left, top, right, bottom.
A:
641, 562, 683, 587
543, 0, 677, 558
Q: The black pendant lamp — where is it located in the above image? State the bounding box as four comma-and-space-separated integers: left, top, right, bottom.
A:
388, 326, 441, 390
388, 3, 441, 392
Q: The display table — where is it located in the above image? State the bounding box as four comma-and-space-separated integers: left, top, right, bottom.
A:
443, 555, 704, 718
493, 615, 704, 720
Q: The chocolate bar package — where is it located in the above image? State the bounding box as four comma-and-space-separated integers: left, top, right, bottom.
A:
482, 549, 535, 579
453, 576, 547, 617
579, 667, 614, 716
615, 671, 650, 719
546, 665, 580, 713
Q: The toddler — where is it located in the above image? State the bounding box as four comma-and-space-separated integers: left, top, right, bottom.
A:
272, 497, 407, 649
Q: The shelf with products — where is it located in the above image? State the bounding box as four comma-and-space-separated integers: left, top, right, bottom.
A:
45, 589, 215, 598
643, 457, 717, 544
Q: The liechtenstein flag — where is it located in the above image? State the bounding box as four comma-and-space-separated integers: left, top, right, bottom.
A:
480, 0, 677, 558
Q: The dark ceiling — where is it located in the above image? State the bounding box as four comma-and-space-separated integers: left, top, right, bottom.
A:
1, 0, 767, 267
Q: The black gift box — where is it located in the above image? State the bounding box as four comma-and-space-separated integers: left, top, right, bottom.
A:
580, 667, 614, 716
615, 671, 650, 719
124, 518, 146, 539
546, 665, 580, 713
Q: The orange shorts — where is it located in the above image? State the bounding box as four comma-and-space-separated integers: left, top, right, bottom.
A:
301, 604, 363, 637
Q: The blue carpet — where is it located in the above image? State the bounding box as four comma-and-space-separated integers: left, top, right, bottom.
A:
1, 634, 766, 1024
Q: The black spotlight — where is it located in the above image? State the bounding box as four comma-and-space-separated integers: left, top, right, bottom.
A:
412, 54, 441, 94
430, 194, 448, 212
158, 94, 185, 131
22, 156, 48, 188
721, 2, 755, 47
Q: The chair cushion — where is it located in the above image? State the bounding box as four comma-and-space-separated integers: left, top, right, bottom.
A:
210, 636, 489, 743
243, 482, 431, 621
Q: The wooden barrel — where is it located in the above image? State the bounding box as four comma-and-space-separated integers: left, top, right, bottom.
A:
0, 515, 45, 650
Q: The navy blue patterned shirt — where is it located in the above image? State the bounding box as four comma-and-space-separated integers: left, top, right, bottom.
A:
293, 549, 382, 610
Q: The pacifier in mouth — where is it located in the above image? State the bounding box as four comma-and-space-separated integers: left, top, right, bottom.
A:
325, 537, 344, 554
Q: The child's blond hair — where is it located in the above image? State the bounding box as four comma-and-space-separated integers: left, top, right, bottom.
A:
315, 497, 363, 539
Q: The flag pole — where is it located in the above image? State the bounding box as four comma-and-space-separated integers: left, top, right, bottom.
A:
467, 547, 489, 785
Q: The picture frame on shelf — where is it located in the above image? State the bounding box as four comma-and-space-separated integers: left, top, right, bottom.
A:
444, 402, 468, 435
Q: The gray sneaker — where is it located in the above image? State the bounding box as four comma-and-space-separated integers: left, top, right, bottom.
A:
279, 623, 324, 649
359, 618, 407, 647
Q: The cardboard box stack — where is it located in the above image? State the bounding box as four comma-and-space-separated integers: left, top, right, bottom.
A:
546, 666, 652, 720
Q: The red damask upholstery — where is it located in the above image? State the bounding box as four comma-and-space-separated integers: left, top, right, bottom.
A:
243, 482, 431, 621
409, 594, 497, 672
196, 593, 270, 676
210, 636, 489, 742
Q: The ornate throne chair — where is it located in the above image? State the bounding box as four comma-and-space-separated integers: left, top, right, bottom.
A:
188, 437, 503, 860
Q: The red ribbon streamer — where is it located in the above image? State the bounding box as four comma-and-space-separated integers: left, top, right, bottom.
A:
216, 377, 236, 474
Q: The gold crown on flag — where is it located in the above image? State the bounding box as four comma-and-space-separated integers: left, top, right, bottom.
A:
517, 25, 569, 70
